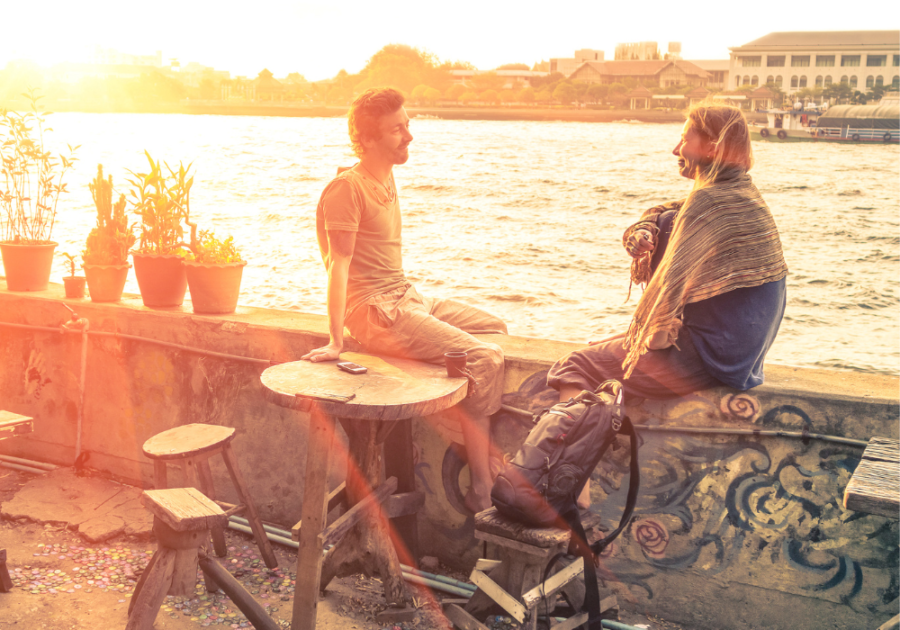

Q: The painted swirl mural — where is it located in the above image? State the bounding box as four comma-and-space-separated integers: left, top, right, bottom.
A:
423, 368, 898, 622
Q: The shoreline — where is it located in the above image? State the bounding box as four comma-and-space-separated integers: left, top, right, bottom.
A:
20, 101, 768, 124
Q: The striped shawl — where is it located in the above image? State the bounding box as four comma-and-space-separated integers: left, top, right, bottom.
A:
622, 171, 788, 378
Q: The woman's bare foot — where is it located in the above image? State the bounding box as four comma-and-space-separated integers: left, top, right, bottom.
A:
577, 481, 591, 510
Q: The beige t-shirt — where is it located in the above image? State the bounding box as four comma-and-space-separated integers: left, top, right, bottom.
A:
316, 167, 408, 313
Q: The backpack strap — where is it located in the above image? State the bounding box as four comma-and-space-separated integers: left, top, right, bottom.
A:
590, 417, 640, 556
547, 417, 641, 630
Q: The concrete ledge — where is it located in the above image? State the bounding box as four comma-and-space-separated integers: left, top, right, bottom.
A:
1, 281, 897, 630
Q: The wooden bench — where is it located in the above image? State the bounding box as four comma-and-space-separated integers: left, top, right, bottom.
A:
0, 411, 33, 593
844, 437, 899, 519
445, 507, 616, 630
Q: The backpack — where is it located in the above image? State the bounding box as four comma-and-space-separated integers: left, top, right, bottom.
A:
490, 379, 640, 630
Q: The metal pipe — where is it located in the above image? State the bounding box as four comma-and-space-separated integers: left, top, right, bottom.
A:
400, 565, 476, 592
226, 518, 477, 597
401, 572, 474, 598
0, 455, 58, 470
0, 318, 275, 367
0, 461, 48, 475
601, 620, 647, 630
227, 520, 297, 548
76, 320, 88, 461
229, 515, 294, 539
87, 329, 274, 366
498, 403, 868, 448
228, 515, 478, 592
632, 423, 868, 447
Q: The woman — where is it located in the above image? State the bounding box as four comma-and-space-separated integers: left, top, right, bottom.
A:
548, 104, 788, 505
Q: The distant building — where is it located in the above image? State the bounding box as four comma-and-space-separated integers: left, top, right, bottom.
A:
729, 31, 900, 94
615, 42, 661, 61
667, 42, 682, 61
450, 69, 549, 89
570, 60, 709, 88
689, 60, 730, 90
548, 49, 604, 77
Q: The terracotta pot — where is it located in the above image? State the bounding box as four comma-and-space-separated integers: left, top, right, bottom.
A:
83, 263, 131, 303
185, 261, 247, 314
0, 241, 57, 291
63, 276, 87, 299
132, 253, 187, 307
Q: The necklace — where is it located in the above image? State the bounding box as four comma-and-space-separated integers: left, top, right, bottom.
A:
359, 164, 395, 204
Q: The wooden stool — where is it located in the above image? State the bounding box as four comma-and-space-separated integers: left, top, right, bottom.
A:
142, 423, 278, 569
446, 507, 616, 630
127, 488, 227, 630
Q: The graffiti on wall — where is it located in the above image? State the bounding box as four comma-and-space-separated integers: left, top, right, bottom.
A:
430, 368, 898, 616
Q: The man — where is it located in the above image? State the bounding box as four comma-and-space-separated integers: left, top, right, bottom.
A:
302, 88, 507, 513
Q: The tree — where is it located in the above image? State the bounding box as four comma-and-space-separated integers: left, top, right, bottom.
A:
553, 82, 577, 105
411, 84, 430, 103
459, 90, 478, 104
822, 82, 852, 103
470, 71, 505, 92
496, 63, 530, 71
284, 72, 308, 85
530, 72, 565, 90
355, 44, 452, 94
445, 83, 466, 101
608, 82, 628, 107
867, 84, 887, 102
586, 84, 609, 103
517, 87, 536, 103
479, 89, 500, 104
423, 87, 442, 104
535, 89, 553, 105
499, 89, 517, 104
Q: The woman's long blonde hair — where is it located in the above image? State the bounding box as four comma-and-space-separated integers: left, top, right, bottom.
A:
686, 102, 753, 189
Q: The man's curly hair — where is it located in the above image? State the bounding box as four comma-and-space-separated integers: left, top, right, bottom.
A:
348, 88, 406, 157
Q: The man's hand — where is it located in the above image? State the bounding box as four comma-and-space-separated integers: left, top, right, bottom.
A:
301, 342, 342, 363
625, 228, 655, 258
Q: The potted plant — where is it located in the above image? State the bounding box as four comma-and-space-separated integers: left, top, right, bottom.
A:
128, 151, 193, 307
61, 253, 86, 298
185, 230, 247, 314
0, 89, 78, 291
83, 164, 136, 302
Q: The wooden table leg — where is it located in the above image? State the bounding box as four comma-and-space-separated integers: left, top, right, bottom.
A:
320, 418, 411, 607
384, 418, 418, 564
0, 549, 13, 593
291, 406, 336, 630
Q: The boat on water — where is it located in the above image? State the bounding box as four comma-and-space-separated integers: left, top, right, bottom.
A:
751, 91, 899, 144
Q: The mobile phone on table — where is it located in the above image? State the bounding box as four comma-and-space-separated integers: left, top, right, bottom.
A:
337, 361, 368, 374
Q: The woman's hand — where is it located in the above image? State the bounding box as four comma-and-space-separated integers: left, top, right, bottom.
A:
625, 229, 656, 258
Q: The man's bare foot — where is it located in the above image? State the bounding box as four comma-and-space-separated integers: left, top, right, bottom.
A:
464, 488, 492, 514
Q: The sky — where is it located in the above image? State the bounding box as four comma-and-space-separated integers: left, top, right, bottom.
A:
2, 0, 898, 81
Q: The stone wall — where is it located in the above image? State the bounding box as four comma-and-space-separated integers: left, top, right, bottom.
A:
0, 282, 896, 630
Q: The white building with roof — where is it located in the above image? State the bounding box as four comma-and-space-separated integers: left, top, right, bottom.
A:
689, 60, 730, 90
729, 31, 899, 94
549, 49, 604, 77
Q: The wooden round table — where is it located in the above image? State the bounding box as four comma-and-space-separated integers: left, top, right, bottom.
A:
261, 352, 467, 630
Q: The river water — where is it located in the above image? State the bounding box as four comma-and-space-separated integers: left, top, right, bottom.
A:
32, 113, 900, 375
